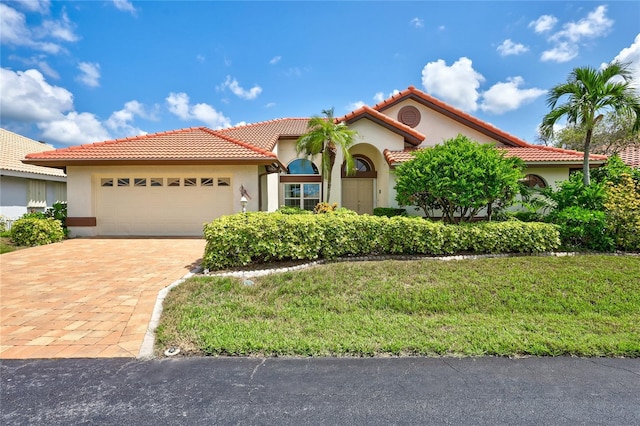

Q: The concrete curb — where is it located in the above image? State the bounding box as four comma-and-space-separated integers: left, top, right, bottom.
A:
137, 267, 201, 360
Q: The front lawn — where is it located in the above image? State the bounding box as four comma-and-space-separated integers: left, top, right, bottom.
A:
156, 255, 640, 357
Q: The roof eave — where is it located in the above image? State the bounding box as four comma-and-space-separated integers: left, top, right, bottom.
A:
22, 158, 280, 167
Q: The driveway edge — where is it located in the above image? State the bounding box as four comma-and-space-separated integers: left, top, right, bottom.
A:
138, 267, 201, 360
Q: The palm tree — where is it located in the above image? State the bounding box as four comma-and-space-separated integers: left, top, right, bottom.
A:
296, 108, 357, 202
541, 61, 640, 186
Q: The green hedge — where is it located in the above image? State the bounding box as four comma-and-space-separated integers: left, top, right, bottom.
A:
10, 217, 65, 247
202, 213, 560, 270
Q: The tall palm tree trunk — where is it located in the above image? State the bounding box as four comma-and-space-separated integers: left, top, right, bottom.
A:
325, 146, 336, 202
583, 128, 593, 186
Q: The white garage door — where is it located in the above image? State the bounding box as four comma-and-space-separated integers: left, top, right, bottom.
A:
96, 176, 233, 236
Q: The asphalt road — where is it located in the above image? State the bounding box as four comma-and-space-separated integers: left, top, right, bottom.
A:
2, 357, 639, 425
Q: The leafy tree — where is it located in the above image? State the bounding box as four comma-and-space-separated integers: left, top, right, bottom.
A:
296, 108, 357, 202
540, 112, 640, 154
540, 62, 640, 186
394, 135, 525, 223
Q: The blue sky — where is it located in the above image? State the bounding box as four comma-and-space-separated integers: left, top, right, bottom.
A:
1, 1, 639, 148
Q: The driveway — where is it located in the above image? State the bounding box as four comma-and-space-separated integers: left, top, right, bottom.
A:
0, 238, 206, 359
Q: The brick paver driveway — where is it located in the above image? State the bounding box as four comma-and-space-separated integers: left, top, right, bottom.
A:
0, 238, 206, 359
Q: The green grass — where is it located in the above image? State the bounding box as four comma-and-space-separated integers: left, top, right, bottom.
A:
156, 255, 640, 357
0, 237, 17, 254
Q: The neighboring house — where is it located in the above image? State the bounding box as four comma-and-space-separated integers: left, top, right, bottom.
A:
1, 129, 67, 221
612, 145, 639, 168
24, 86, 607, 237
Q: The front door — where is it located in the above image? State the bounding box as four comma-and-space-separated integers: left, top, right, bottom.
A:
342, 179, 374, 214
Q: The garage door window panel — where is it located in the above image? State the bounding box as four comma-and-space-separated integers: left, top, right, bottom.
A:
118, 178, 130, 187
167, 178, 180, 187
134, 178, 147, 187
101, 178, 114, 187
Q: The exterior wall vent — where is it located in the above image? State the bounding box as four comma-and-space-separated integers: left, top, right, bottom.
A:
397, 105, 421, 128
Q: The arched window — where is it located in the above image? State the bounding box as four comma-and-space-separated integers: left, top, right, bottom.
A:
354, 157, 372, 172
342, 155, 377, 178
522, 174, 547, 189
287, 159, 319, 175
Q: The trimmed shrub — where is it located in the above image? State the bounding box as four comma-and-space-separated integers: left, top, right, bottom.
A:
276, 205, 313, 215
373, 207, 407, 217
202, 213, 560, 270
10, 217, 65, 247
548, 207, 615, 252
604, 173, 640, 251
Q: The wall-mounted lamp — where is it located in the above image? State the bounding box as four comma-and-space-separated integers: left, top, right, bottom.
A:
240, 195, 248, 213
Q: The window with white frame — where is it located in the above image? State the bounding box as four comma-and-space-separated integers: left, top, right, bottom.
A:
284, 183, 320, 210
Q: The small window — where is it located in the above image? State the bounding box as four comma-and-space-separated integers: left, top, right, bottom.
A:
522, 174, 547, 189
150, 178, 163, 187
217, 177, 231, 187
118, 178, 130, 187
101, 178, 113, 187
201, 178, 214, 187
167, 178, 180, 187
134, 178, 147, 187
184, 178, 197, 187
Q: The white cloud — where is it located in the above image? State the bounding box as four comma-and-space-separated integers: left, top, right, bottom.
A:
12, 0, 51, 14
347, 101, 366, 111
112, 0, 137, 15
37, 11, 78, 42
9, 55, 60, 79
497, 39, 529, 56
541, 5, 613, 63
609, 33, 640, 95
76, 62, 101, 88
105, 100, 154, 136
410, 17, 424, 28
270, 56, 282, 65
529, 15, 557, 33
219, 76, 262, 100
166, 92, 231, 129
552, 5, 613, 43
541, 41, 578, 63
37, 112, 110, 145
0, 67, 113, 145
0, 68, 73, 122
265, 102, 276, 108
373, 90, 399, 104
480, 76, 545, 114
421, 57, 484, 112
0, 3, 78, 54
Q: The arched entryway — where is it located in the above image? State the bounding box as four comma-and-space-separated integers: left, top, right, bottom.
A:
342, 155, 376, 214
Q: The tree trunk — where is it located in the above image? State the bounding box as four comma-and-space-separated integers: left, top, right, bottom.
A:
583, 128, 593, 186
325, 144, 337, 203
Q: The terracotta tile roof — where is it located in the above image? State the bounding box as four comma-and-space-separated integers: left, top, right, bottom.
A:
611, 145, 640, 168
383, 149, 418, 165
217, 118, 311, 151
23, 127, 279, 166
501, 146, 607, 163
337, 106, 425, 146
1, 128, 66, 178
372, 86, 531, 148
383, 145, 607, 166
